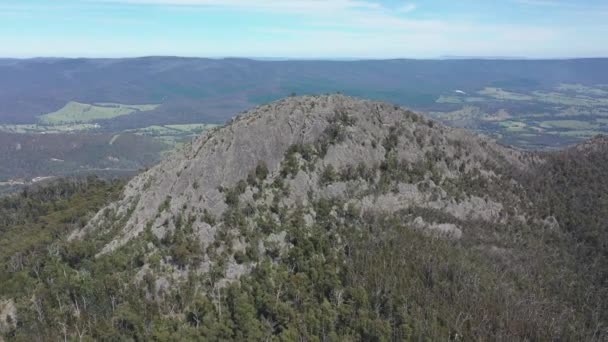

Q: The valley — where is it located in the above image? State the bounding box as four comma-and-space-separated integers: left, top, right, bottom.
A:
429, 83, 608, 148
1, 58, 608, 189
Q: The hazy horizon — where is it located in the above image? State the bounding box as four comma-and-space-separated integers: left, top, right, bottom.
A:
2, 55, 608, 61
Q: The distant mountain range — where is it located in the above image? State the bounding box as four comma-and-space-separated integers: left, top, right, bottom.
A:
439, 55, 530, 59
2, 56, 608, 185
2, 57, 608, 127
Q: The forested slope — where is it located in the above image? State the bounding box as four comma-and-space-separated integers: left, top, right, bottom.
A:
1, 96, 606, 341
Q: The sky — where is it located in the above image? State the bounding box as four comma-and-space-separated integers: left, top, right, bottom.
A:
0, 0, 607, 59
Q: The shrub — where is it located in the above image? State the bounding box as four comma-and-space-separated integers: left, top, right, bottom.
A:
281, 153, 300, 178
255, 162, 269, 181
158, 196, 172, 213
201, 209, 216, 225
383, 128, 399, 152
320, 165, 338, 185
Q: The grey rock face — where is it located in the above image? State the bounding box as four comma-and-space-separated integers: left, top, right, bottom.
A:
0, 299, 16, 334
72, 94, 535, 265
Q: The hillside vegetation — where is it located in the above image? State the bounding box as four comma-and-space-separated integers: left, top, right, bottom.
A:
1, 95, 606, 341
0, 132, 166, 182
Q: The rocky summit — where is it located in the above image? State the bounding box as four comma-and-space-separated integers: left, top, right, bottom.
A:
73, 94, 531, 259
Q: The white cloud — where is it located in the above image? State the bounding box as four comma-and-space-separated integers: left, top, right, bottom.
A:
3, 0, 606, 58
251, 20, 567, 58
516, 0, 573, 6
397, 3, 417, 13
515, 0, 608, 13
95, 0, 430, 33
97, 0, 383, 13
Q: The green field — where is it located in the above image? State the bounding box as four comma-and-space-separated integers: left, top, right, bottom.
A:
38, 101, 159, 124
0, 120, 218, 151
124, 123, 219, 147
436, 95, 485, 104
474, 87, 608, 107
539, 120, 600, 130
0, 123, 100, 133
164, 123, 218, 132
552, 130, 601, 138
478, 87, 534, 101
532, 91, 608, 107
430, 82, 608, 148
126, 123, 218, 136
557, 83, 608, 96
499, 121, 528, 132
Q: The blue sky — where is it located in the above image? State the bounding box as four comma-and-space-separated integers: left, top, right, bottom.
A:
1, 0, 607, 58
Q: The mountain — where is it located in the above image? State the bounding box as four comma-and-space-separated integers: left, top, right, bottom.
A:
74, 94, 529, 254
1, 95, 607, 340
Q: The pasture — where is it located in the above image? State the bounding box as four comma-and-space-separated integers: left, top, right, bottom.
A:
38, 101, 159, 124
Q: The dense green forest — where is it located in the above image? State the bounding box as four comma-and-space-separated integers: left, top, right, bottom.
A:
0, 132, 166, 182
1, 138, 607, 341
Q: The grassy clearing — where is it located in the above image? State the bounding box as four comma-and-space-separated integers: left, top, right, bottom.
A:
553, 107, 602, 117
436, 95, 462, 104
164, 123, 218, 132
499, 121, 528, 132
430, 106, 484, 121
478, 87, 534, 101
0, 123, 100, 134
539, 120, 600, 130
551, 130, 601, 138
483, 109, 512, 121
436, 95, 485, 104
127, 123, 218, 136
476, 87, 608, 107
124, 123, 218, 148
532, 91, 608, 107
557, 83, 608, 97
39, 101, 159, 124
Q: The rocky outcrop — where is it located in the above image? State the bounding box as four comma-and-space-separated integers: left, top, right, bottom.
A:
71, 94, 537, 284
0, 300, 15, 335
